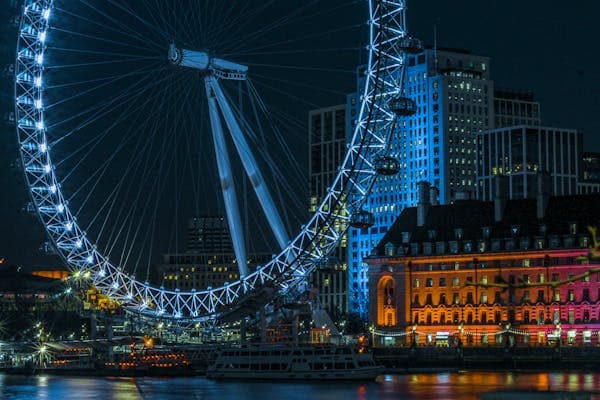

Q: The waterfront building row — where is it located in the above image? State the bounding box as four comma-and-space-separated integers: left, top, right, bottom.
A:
366, 182, 600, 347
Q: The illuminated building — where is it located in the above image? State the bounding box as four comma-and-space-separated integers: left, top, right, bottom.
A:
347, 48, 494, 317
367, 180, 600, 347
0, 265, 91, 340
156, 253, 270, 291
308, 104, 348, 317
477, 126, 582, 200
0, 266, 72, 313
155, 217, 271, 290
579, 152, 600, 194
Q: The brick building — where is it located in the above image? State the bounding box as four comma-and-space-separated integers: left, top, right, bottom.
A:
366, 179, 600, 347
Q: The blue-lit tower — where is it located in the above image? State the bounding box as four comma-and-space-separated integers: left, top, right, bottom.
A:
347, 48, 495, 318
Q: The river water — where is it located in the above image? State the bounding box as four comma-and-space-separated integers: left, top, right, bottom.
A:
1, 372, 599, 399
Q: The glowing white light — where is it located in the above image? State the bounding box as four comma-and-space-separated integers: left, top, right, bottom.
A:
65, 221, 72, 230
75, 239, 82, 248
34, 76, 42, 87
43, 9, 51, 20
49, 184, 57, 194
174, 311, 182, 319
98, 269, 106, 277
126, 293, 133, 300
36, 120, 44, 130
38, 31, 46, 43
111, 281, 118, 289
86, 255, 93, 263
57, 203, 65, 213
35, 54, 44, 65
35, 99, 43, 109
39, 142, 47, 152
65, 287, 72, 294
43, 164, 51, 173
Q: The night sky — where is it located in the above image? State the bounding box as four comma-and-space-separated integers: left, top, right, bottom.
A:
410, 1, 598, 145
0, 1, 597, 270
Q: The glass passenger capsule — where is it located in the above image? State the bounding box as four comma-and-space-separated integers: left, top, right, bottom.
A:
349, 209, 374, 229
389, 96, 417, 116
398, 36, 423, 54
374, 155, 401, 175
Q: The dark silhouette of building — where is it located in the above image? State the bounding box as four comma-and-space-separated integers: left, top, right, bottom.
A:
186, 216, 233, 254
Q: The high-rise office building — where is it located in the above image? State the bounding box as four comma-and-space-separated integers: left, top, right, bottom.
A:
308, 104, 348, 317
309, 105, 347, 210
186, 216, 233, 254
347, 48, 495, 317
582, 152, 600, 182
494, 89, 541, 128
476, 126, 582, 200
155, 216, 271, 290
579, 152, 600, 194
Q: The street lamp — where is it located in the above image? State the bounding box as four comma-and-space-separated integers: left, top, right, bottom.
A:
195, 323, 201, 343
412, 324, 417, 347
37, 344, 48, 367
504, 322, 512, 348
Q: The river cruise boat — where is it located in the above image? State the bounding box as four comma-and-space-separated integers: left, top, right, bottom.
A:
206, 343, 384, 380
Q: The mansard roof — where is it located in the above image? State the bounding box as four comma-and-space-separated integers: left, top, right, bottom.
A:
374, 194, 600, 257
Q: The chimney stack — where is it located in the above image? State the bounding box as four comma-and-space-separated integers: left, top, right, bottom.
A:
417, 181, 431, 227
536, 171, 551, 219
494, 175, 508, 222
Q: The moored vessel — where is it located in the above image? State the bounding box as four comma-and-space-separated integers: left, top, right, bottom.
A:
206, 343, 384, 380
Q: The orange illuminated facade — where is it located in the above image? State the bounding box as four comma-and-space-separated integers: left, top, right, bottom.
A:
366, 185, 600, 347
376, 276, 398, 327
31, 270, 69, 280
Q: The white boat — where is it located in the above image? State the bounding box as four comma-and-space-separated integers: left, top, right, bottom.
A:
206, 343, 384, 380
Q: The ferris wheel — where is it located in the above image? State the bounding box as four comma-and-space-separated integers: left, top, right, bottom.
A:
14, 0, 421, 323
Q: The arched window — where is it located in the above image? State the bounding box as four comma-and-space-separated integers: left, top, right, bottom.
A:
377, 277, 397, 326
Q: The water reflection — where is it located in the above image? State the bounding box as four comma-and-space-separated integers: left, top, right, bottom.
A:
0, 372, 598, 400
378, 371, 600, 400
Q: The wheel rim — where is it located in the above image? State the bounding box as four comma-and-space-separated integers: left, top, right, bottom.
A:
15, 0, 413, 322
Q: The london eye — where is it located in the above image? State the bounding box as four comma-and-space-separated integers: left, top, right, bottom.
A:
14, 0, 419, 323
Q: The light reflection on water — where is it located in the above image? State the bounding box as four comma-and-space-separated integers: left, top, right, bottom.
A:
0, 372, 599, 400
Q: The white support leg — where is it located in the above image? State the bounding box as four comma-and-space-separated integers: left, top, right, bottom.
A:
205, 78, 248, 277
209, 78, 290, 250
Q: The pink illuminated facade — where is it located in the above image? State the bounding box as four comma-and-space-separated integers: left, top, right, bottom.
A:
366, 181, 600, 347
